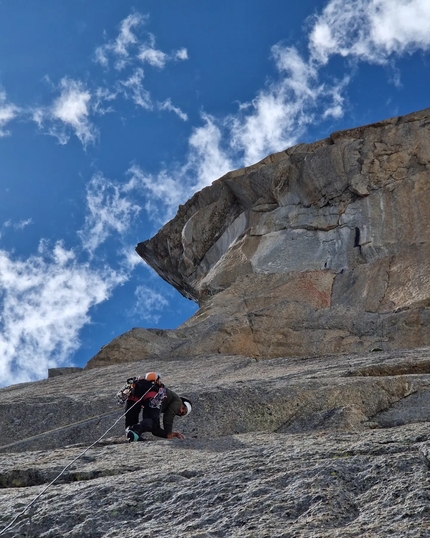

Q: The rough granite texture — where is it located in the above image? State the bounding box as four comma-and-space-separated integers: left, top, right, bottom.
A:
1, 348, 430, 536
88, 108, 429, 369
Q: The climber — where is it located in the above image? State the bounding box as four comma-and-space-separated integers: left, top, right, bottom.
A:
120, 372, 192, 442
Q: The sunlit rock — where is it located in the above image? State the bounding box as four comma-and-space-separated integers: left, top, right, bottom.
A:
91, 107, 430, 367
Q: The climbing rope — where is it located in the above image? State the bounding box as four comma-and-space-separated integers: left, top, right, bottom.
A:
0, 391, 150, 537
0, 409, 120, 452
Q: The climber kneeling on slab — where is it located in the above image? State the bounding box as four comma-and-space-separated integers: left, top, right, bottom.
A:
117, 372, 192, 442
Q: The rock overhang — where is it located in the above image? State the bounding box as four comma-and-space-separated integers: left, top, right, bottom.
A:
130, 108, 430, 361
136, 107, 430, 305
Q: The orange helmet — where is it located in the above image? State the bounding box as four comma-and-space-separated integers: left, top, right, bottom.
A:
145, 371, 161, 383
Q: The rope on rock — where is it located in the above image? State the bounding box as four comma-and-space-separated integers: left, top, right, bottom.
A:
0, 393, 149, 537
0, 409, 120, 452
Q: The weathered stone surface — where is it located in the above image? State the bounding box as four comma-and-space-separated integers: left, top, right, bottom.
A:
47, 367, 83, 378
87, 328, 180, 369
128, 108, 430, 364
1, 348, 430, 536
1, 426, 430, 537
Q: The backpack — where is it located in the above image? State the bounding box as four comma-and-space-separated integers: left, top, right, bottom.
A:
116, 372, 162, 405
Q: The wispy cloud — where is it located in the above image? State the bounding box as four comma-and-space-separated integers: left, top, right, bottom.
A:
95, 12, 188, 72
229, 46, 325, 165
309, 0, 430, 65
0, 219, 33, 240
95, 12, 147, 70
234, 0, 430, 164
122, 114, 234, 225
119, 245, 147, 272
130, 284, 170, 324
95, 12, 188, 112
0, 12, 189, 146
0, 167, 153, 386
51, 78, 97, 145
0, 241, 125, 387
126, 165, 188, 223
78, 172, 142, 255
187, 114, 235, 189
0, 162, 154, 386
137, 34, 168, 68
175, 48, 188, 61
32, 78, 98, 147
158, 99, 188, 121
0, 90, 19, 137
127, 0, 430, 226
119, 68, 152, 109
2, 218, 33, 231
93, 87, 118, 115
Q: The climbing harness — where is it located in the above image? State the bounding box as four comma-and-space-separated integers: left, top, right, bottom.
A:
0, 385, 154, 536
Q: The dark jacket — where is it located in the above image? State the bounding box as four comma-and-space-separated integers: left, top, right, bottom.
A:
156, 388, 182, 437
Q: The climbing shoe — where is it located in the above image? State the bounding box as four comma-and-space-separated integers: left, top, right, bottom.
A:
126, 427, 144, 443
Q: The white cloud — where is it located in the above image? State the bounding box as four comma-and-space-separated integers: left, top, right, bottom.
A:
158, 98, 188, 121
320, 74, 350, 119
95, 12, 184, 72
16, 218, 33, 230
94, 45, 109, 69
137, 35, 188, 68
200, 0, 430, 168
187, 114, 234, 190
0, 168, 147, 386
0, 243, 124, 387
126, 165, 187, 223
175, 48, 188, 61
94, 12, 189, 113
124, 115, 233, 226
138, 47, 166, 67
93, 87, 118, 115
3, 218, 33, 231
309, 0, 430, 65
370, 0, 430, 53
115, 13, 145, 58
51, 78, 97, 146
23, 12, 191, 147
78, 172, 142, 255
131, 284, 170, 324
31, 107, 45, 128
95, 12, 147, 70
0, 90, 19, 137
138, 34, 167, 68
125, 116, 234, 225
32, 78, 98, 147
119, 68, 152, 109
228, 46, 329, 165
119, 245, 147, 272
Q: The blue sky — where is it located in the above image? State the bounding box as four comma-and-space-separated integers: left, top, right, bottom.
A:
0, 0, 429, 387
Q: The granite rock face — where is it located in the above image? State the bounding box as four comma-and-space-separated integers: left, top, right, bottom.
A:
88, 108, 430, 368
1, 348, 430, 537
138, 108, 430, 304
